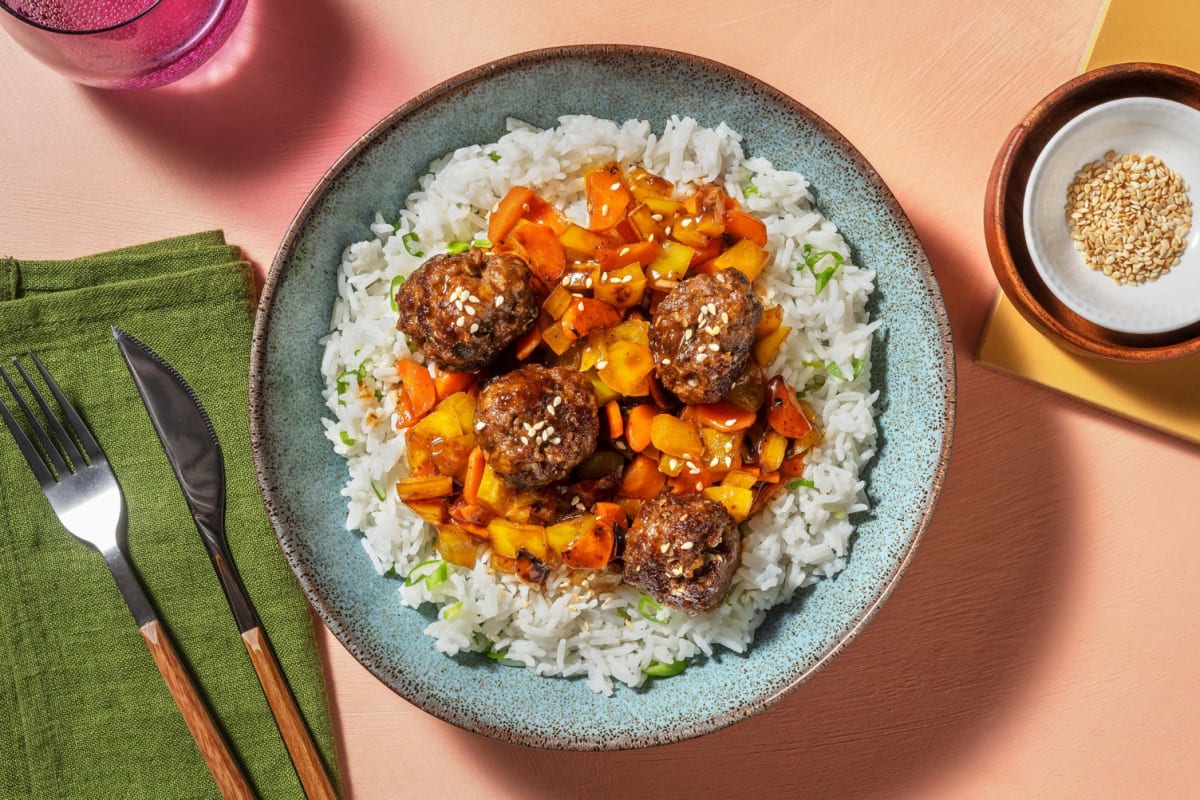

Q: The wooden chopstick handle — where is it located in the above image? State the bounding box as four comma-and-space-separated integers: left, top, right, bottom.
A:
139, 619, 256, 800
241, 627, 338, 800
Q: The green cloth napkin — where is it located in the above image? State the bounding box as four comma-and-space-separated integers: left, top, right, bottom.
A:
0, 232, 340, 799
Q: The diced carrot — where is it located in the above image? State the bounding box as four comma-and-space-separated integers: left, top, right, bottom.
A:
694, 401, 758, 433
604, 400, 623, 440
561, 297, 622, 339
625, 404, 657, 452
780, 453, 807, 479
488, 186, 536, 244
513, 222, 566, 284
596, 240, 661, 271
594, 501, 627, 529
619, 454, 667, 499
725, 209, 768, 247
393, 392, 419, 430
648, 375, 673, 409
586, 163, 633, 231
524, 195, 570, 234
431, 365, 475, 400
396, 358, 437, 422
461, 447, 486, 505
514, 324, 542, 360
688, 236, 724, 267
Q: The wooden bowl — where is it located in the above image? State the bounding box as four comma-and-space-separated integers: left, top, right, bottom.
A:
985, 62, 1200, 362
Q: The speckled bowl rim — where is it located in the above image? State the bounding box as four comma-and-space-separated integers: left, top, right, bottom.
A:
249, 44, 955, 750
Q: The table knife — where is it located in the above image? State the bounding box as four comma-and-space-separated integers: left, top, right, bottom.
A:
113, 327, 337, 800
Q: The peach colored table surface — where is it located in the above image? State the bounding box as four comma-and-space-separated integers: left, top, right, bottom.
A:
3, 1, 1198, 798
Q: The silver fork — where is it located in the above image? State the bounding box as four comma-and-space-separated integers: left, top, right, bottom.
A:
0, 354, 255, 800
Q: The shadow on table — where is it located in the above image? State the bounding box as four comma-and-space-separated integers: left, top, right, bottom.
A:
81, 0, 354, 178
432, 220, 1081, 799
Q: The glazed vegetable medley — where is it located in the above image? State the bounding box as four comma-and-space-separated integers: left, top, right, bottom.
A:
385, 162, 825, 613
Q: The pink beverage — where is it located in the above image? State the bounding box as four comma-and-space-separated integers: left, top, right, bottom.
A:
0, 0, 247, 89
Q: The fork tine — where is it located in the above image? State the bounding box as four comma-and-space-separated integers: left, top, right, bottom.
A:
0, 385, 56, 489
28, 352, 106, 465
1, 362, 72, 477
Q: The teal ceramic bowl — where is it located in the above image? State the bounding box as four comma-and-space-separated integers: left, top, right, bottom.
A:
250, 45, 955, 750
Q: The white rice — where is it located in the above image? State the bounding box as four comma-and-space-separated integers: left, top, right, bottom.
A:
320, 116, 879, 694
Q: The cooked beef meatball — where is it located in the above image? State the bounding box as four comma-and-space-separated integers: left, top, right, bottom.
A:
621, 493, 741, 614
650, 270, 763, 404
396, 247, 538, 372
475, 365, 599, 488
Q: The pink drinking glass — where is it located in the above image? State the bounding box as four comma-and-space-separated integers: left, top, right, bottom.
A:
0, 0, 247, 89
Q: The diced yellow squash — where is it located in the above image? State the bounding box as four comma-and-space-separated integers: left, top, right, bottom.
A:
593, 263, 647, 308
487, 519, 548, 560
646, 240, 695, 281
579, 335, 606, 372
703, 485, 754, 522
657, 454, 687, 477
546, 515, 597, 555
758, 431, 788, 473
650, 414, 703, 460
700, 427, 741, 474
436, 524, 478, 568
598, 341, 653, 397
587, 371, 621, 405
475, 463, 511, 514
429, 433, 475, 482
437, 391, 477, 436
756, 305, 784, 339
543, 285, 575, 319
395, 475, 454, 501
711, 239, 770, 282
541, 321, 575, 355
641, 196, 683, 217
627, 203, 668, 242
628, 166, 675, 201
720, 469, 759, 490
404, 498, 448, 524
753, 324, 792, 367
603, 318, 650, 349
559, 223, 605, 258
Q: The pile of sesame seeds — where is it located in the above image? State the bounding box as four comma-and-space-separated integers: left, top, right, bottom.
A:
1065, 151, 1192, 285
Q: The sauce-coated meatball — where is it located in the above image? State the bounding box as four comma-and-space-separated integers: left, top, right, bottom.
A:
621, 492, 741, 614
650, 270, 763, 404
474, 365, 599, 488
396, 247, 538, 372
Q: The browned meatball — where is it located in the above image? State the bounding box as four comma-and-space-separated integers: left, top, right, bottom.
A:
622, 493, 741, 614
475, 365, 599, 488
650, 270, 763, 404
396, 247, 538, 372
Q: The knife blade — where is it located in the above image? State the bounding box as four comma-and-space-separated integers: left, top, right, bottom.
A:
113, 327, 337, 800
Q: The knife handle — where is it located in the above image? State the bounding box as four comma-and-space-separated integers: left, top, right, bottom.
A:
139, 620, 256, 800
241, 627, 338, 800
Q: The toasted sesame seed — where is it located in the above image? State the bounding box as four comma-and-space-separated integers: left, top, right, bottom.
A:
660, 542, 669, 553
494, 295, 504, 307
577, 302, 586, 312
610, 182, 621, 191
680, 541, 694, 550
469, 323, 479, 334
600, 204, 609, 217
475, 421, 486, 430
619, 247, 631, 256
553, 396, 562, 407
709, 343, 720, 351
596, 360, 609, 369
455, 315, 466, 326
551, 436, 562, 445
661, 357, 672, 365
680, 218, 692, 227
651, 213, 664, 221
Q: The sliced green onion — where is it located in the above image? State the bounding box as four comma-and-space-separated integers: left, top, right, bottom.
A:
484, 645, 508, 660
404, 559, 443, 587
799, 244, 844, 293
339, 431, 356, 447
402, 232, 424, 257
388, 274, 406, 313
445, 240, 470, 254
424, 562, 450, 589
616, 608, 631, 622
637, 596, 670, 625
442, 601, 464, 620
851, 356, 866, 380
471, 238, 492, 249
788, 479, 816, 490
826, 361, 847, 381
642, 659, 688, 678
743, 181, 759, 198
488, 153, 502, 163
371, 479, 388, 502
832, 510, 848, 519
